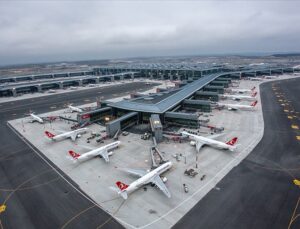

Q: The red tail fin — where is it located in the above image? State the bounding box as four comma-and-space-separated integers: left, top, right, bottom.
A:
252, 92, 257, 97
226, 137, 238, 146
45, 131, 55, 138
251, 101, 258, 107
251, 86, 256, 91
69, 150, 80, 159
116, 181, 129, 191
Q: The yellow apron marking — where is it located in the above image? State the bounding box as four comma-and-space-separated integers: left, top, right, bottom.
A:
291, 125, 299, 130
0, 204, 6, 213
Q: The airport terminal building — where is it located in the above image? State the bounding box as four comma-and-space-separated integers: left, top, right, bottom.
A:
1, 64, 299, 137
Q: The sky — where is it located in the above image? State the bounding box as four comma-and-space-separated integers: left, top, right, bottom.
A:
0, 0, 299, 65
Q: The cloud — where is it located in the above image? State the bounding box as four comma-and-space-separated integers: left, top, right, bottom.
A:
0, 1, 299, 65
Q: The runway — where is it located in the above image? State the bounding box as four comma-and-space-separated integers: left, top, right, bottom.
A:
173, 78, 300, 229
0, 82, 156, 229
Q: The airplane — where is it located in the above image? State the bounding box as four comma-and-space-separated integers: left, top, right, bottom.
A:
181, 131, 238, 153
249, 77, 263, 81
231, 86, 256, 94
264, 75, 278, 79
48, 89, 56, 93
68, 141, 121, 163
28, 113, 57, 124
217, 100, 258, 111
68, 105, 83, 113
44, 128, 88, 141
221, 92, 257, 101
111, 161, 172, 200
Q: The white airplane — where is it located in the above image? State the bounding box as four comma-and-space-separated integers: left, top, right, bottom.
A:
222, 92, 257, 101
111, 161, 172, 200
68, 141, 121, 163
265, 76, 278, 79
44, 128, 88, 142
231, 86, 256, 94
68, 105, 83, 113
249, 77, 263, 81
29, 113, 57, 124
217, 100, 258, 111
181, 131, 238, 153
30, 113, 44, 123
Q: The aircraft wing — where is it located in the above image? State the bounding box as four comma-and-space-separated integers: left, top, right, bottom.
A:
227, 106, 239, 111
70, 133, 77, 141
150, 175, 171, 198
121, 168, 148, 177
196, 140, 204, 153
206, 133, 225, 140
98, 149, 109, 162
77, 144, 94, 151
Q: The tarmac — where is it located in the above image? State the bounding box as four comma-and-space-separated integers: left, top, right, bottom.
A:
0, 81, 157, 229
2, 75, 300, 229
8, 78, 268, 228
174, 76, 300, 229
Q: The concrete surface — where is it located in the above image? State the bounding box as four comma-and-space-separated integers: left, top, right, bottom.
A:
174, 76, 300, 229
5, 74, 299, 229
0, 82, 157, 229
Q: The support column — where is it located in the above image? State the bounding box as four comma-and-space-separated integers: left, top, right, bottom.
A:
95, 78, 100, 84
78, 79, 83, 87
120, 75, 124, 80
131, 73, 134, 79
59, 82, 63, 89
111, 75, 115, 81
12, 88, 17, 97
37, 85, 42, 92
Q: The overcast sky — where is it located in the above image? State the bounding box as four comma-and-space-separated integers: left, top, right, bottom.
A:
0, 1, 299, 65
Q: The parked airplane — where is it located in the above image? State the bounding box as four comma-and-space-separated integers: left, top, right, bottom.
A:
249, 77, 263, 81
68, 105, 83, 113
231, 86, 256, 94
181, 131, 238, 153
48, 89, 56, 93
68, 141, 121, 163
265, 76, 278, 79
111, 161, 172, 199
222, 92, 257, 101
218, 101, 258, 111
29, 113, 57, 124
44, 128, 88, 141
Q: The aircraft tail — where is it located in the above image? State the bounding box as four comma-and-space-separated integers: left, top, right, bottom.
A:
68, 150, 81, 159
226, 137, 238, 146
252, 92, 257, 97
251, 101, 258, 107
251, 86, 256, 91
116, 181, 129, 190
110, 185, 128, 200
45, 131, 55, 138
